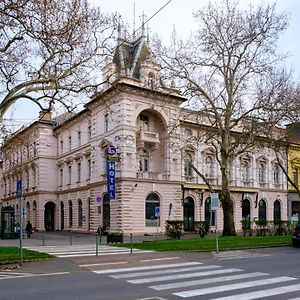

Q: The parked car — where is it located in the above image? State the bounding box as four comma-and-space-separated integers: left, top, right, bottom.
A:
292, 223, 300, 247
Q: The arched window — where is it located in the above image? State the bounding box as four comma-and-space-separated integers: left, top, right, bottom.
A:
68, 200, 73, 227
205, 156, 214, 178
204, 197, 215, 226
242, 198, 251, 229
258, 199, 266, 224
145, 193, 160, 227
184, 153, 193, 177
274, 200, 281, 223
139, 149, 149, 172
78, 199, 83, 227
273, 165, 280, 184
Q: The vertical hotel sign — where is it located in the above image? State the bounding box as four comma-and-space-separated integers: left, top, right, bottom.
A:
107, 145, 117, 199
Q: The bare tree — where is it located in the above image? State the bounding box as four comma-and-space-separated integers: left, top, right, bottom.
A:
155, 0, 295, 235
0, 0, 118, 119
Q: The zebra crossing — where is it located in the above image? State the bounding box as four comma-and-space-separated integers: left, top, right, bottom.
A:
92, 261, 300, 299
24, 244, 153, 258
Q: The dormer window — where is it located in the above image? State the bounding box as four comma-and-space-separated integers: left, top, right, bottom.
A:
148, 72, 155, 89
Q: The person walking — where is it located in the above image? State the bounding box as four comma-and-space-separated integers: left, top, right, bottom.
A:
25, 221, 33, 238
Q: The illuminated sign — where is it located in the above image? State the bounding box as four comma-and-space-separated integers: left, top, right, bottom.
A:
107, 160, 116, 199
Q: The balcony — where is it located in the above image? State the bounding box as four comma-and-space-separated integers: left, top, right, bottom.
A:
136, 130, 160, 148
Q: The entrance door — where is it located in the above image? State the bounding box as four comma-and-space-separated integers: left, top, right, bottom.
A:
102, 194, 110, 228
44, 202, 55, 231
60, 202, 64, 231
183, 197, 195, 231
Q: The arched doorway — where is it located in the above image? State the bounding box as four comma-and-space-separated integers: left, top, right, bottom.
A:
183, 197, 195, 231
60, 201, 64, 230
26, 202, 30, 223
242, 198, 251, 229
44, 202, 55, 231
32, 201, 37, 229
274, 200, 281, 223
258, 199, 267, 224
103, 194, 110, 228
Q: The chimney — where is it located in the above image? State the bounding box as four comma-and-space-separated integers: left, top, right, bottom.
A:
39, 109, 52, 121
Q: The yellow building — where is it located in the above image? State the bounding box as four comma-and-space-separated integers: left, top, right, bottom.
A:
288, 126, 300, 222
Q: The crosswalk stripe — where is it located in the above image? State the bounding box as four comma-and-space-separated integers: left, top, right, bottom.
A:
128, 268, 242, 284
111, 265, 221, 279
210, 283, 300, 300
150, 272, 267, 291
94, 262, 202, 275
173, 276, 297, 298
57, 250, 152, 258
24, 245, 153, 257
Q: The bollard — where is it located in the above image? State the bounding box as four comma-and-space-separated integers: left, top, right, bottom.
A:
42, 231, 45, 246
70, 230, 73, 245
96, 233, 99, 256
130, 232, 133, 254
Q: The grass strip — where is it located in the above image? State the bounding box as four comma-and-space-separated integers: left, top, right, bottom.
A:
119, 235, 292, 252
0, 246, 53, 265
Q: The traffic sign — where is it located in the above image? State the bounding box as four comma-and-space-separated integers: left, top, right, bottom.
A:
211, 192, 219, 210
96, 196, 101, 203
155, 206, 160, 217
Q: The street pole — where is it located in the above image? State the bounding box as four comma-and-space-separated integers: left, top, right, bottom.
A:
19, 195, 23, 266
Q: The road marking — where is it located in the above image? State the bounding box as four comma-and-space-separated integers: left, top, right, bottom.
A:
210, 283, 300, 300
111, 265, 221, 279
150, 272, 266, 290
139, 257, 180, 262
0, 272, 69, 280
94, 262, 202, 274
79, 261, 128, 267
128, 268, 242, 284
173, 276, 297, 298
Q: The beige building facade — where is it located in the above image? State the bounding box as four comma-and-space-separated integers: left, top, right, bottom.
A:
0, 35, 288, 235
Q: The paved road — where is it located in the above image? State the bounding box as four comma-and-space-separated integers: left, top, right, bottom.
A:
1, 232, 300, 299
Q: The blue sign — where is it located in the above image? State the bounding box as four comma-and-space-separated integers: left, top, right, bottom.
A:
107, 145, 117, 155
16, 179, 22, 198
107, 161, 116, 199
155, 206, 160, 216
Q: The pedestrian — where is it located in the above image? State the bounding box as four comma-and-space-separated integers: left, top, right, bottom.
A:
25, 220, 33, 238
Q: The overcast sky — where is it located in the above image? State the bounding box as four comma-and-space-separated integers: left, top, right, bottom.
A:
5, 0, 300, 129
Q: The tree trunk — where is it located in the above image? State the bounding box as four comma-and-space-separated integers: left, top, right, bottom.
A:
221, 188, 236, 236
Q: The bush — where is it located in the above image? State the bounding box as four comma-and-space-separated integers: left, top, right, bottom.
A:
194, 221, 209, 237
165, 220, 183, 239
107, 232, 123, 243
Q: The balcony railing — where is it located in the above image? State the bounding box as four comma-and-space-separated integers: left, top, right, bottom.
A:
136, 130, 160, 146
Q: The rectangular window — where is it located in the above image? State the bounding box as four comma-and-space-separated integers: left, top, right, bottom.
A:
68, 136, 72, 151
104, 114, 109, 132
59, 168, 63, 186
293, 168, 299, 187
88, 125, 92, 141
60, 140, 64, 154
77, 162, 81, 182
78, 131, 81, 147
33, 142, 37, 157
68, 165, 72, 185
87, 159, 91, 180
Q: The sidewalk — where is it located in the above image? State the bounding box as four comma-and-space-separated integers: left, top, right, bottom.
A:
0, 231, 201, 247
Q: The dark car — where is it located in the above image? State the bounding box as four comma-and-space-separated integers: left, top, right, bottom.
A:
292, 223, 300, 247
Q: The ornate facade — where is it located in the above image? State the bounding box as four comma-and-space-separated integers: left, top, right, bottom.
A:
0, 35, 288, 234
